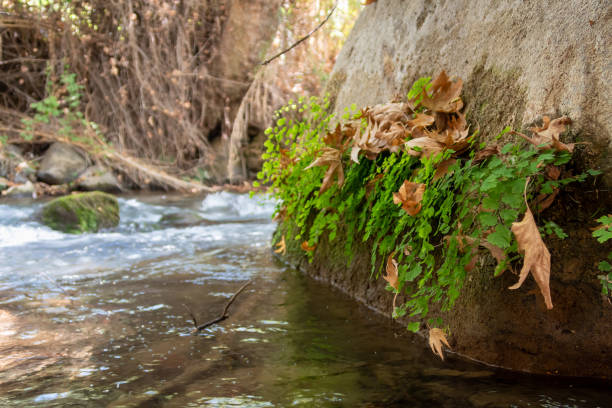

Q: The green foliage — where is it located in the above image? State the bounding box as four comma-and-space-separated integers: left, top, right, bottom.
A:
592, 215, 612, 296
260, 77, 593, 327
21, 64, 104, 148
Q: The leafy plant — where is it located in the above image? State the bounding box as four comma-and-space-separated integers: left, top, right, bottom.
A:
21, 64, 105, 149
260, 72, 595, 331
592, 215, 612, 296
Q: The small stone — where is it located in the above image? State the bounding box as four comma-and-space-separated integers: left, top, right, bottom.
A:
76, 165, 122, 193
2, 180, 35, 198
37, 142, 88, 185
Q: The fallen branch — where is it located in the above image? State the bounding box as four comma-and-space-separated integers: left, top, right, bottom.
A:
260, 3, 337, 66
189, 280, 252, 333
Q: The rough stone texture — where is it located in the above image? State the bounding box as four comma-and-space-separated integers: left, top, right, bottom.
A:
326, 0, 611, 183
75, 165, 122, 193
37, 143, 88, 185
39, 191, 119, 233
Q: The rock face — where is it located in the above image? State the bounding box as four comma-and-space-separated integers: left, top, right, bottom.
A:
37, 142, 88, 185
75, 165, 122, 193
326, 0, 611, 183
291, 0, 612, 377
40, 191, 119, 233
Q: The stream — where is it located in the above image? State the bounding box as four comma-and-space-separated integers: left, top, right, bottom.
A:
0, 192, 609, 407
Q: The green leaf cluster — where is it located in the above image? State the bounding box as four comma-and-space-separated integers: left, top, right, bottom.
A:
259, 77, 593, 329
592, 215, 612, 296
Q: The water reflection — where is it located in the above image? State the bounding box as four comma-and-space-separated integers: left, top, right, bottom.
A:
0, 193, 609, 407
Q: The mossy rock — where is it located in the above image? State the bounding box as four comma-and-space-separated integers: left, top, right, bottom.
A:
40, 191, 119, 233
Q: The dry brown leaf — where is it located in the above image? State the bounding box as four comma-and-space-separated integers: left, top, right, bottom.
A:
429, 328, 451, 360
433, 158, 457, 181
305, 147, 344, 194
407, 113, 435, 130
509, 207, 553, 309
363, 0, 377, 4
404, 136, 445, 158
450, 234, 508, 274
420, 71, 464, 113
393, 181, 426, 216
301, 241, 316, 252
383, 253, 400, 310
274, 235, 286, 255
473, 145, 500, 164
518, 116, 574, 152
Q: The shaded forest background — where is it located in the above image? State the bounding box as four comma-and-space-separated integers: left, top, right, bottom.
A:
0, 0, 360, 187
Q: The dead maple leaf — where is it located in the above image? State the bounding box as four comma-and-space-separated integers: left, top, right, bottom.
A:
516, 116, 574, 152
433, 158, 457, 181
429, 328, 451, 360
393, 181, 426, 216
305, 147, 344, 194
407, 113, 435, 130
473, 145, 500, 164
363, 0, 377, 4
274, 235, 286, 255
420, 71, 464, 113
509, 206, 553, 309
383, 253, 400, 310
404, 136, 445, 158
301, 241, 316, 252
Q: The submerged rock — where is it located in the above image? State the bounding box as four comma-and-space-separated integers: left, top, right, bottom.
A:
158, 211, 205, 228
76, 165, 122, 193
37, 142, 88, 185
40, 191, 119, 233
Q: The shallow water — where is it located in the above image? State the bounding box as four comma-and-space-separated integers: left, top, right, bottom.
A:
0, 192, 609, 407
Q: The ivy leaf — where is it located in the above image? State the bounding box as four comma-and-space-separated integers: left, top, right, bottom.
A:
486, 224, 512, 249
509, 207, 553, 309
393, 181, 426, 216
429, 328, 451, 360
478, 212, 498, 227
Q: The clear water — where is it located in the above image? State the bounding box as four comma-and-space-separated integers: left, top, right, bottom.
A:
0, 193, 609, 407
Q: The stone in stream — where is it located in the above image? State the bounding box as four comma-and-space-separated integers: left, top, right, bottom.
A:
37, 142, 88, 185
75, 165, 122, 193
39, 191, 119, 233
158, 211, 205, 228
2, 180, 35, 198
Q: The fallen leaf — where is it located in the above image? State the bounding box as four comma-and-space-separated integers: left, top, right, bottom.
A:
274, 235, 286, 255
301, 241, 316, 252
473, 145, 500, 164
429, 328, 451, 360
433, 158, 457, 181
420, 71, 464, 113
305, 147, 344, 194
383, 253, 400, 310
517, 116, 574, 152
383, 253, 399, 291
404, 136, 445, 158
393, 181, 426, 216
407, 113, 435, 130
364, 0, 377, 4
509, 207, 553, 309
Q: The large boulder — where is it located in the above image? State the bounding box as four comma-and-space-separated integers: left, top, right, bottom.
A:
40, 191, 119, 233
326, 0, 611, 184
290, 0, 612, 377
37, 142, 88, 185
75, 165, 122, 193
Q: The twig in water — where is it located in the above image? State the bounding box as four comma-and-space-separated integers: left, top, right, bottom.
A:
260, 3, 337, 66
189, 280, 252, 333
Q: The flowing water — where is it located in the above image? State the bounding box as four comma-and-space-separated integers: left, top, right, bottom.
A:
0, 192, 609, 407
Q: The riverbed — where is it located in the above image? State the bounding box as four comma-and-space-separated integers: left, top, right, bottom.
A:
0, 192, 609, 407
